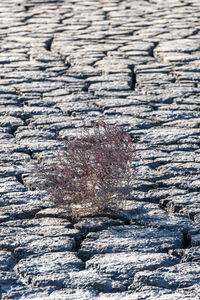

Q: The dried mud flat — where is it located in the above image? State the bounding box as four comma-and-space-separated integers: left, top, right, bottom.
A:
0, 0, 200, 299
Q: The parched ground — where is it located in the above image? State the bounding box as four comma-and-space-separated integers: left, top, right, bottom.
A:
0, 0, 200, 299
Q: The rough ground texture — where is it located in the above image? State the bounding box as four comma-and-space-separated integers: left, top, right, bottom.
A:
0, 0, 200, 299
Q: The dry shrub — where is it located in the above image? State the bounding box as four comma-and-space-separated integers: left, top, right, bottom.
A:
41, 120, 135, 218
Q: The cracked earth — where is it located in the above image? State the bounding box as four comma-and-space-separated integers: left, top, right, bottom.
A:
0, 0, 200, 299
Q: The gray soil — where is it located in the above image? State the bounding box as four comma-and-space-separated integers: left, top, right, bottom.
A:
0, 0, 200, 299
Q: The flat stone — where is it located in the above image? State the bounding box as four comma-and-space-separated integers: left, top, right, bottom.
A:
155, 39, 200, 53
0, 177, 26, 195
97, 286, 199, 300
132, 262, 200, 290
35, 208, 71, 220
0, 219, 76, 258
63, 269, 126, 293
1, 287, 51, 300
15, 252, 84, 288
74, 217, 123, 234
79, 225, 183, 260
139, 127, 200, 145
131, 210, 197, 234
89, 81, 132, 93
164, 193, 200, 214
86, 252, 178, 285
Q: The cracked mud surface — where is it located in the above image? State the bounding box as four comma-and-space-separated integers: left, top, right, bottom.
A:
0, 0, 200, 299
